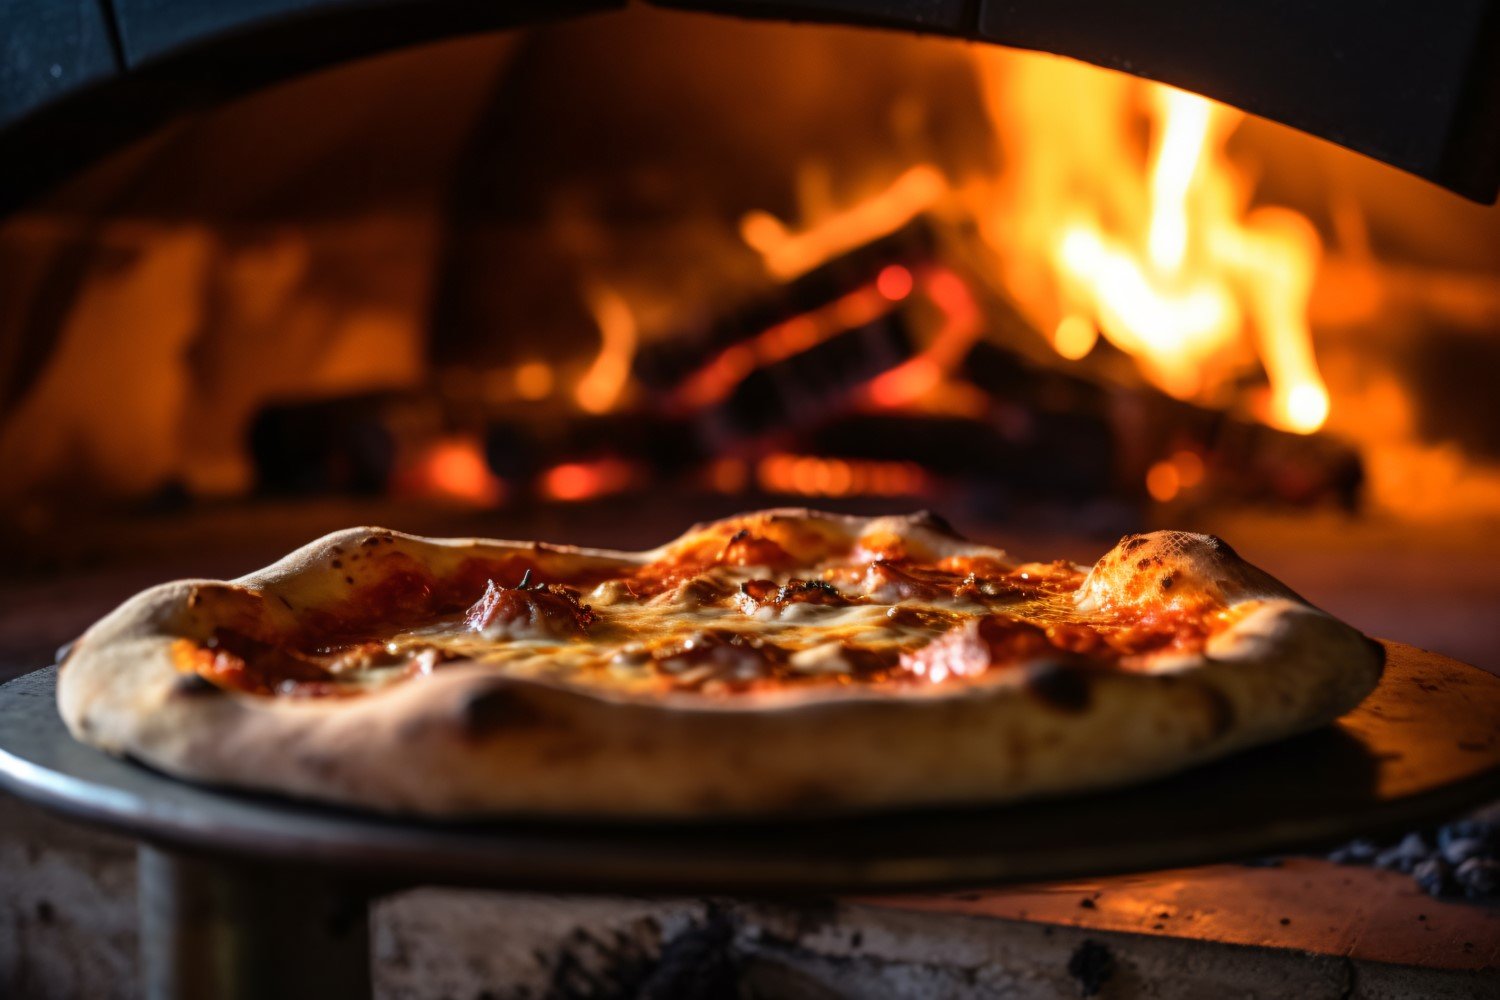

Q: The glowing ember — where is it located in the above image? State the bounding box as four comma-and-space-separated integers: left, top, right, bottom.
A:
670, 284, 896, 410
513, 361, 555, 401
862, 267, 981, 409
538, 458, 637, 502
757, 453, 927, 497
877, 264, 915, 301
1146, 449, 1208, 504
1145, 460, 1180, 503
395, 437, 505, 507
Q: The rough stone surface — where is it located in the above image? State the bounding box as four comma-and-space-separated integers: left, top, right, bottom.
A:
0, 800, 137, 1000
3, 795, 1496, 999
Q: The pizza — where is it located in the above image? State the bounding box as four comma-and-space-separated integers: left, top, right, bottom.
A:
56, 510, 1383, 817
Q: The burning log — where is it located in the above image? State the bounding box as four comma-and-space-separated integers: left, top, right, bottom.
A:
483, 411, 703, 485
960, 338, 1362, 509
632, 216, 935, 392
699, 315, 916, 447
801, 412, 1114, 500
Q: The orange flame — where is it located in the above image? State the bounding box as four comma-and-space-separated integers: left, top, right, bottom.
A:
575, 285, 638, 414
741, 165, 947, 281
976, 57, 1330, 434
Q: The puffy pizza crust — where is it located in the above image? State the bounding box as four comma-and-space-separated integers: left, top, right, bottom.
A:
56, 511, 1383, 817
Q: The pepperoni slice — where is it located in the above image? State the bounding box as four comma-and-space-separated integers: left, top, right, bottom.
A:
465, 572, 596, 640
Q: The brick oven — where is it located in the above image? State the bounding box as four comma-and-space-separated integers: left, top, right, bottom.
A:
1, 3, 1498, 998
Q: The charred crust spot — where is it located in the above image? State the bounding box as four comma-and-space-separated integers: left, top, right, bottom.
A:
331, 559, 343, 569
1160, 573, 1176, 591
1122, 535, 1147, 552
186, 589, 202, 609
359, 536, 382, 548
1136, 559, 1151, 570
277, 595, 294, 610
458, 684, 550, 739
344, 576, 355, 586
170, 673, 222, 698
1023, 661, 1093, 712
330, 545, 345, 556
384, 536, 396, 544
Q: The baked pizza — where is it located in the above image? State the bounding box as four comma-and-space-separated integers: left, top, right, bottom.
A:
57, 510, 1382, 817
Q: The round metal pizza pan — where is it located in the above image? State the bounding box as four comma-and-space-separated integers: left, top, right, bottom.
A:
2, 641, 1497, 895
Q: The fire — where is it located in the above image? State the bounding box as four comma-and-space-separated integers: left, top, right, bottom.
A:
1145, 449, 1206, 504
670, 282, 896, 410
862, 266, 981, 409
394, 436, 505, 507
513, 361, 554, 401
740, 165, 947, 281
575, 285, 638, 414
538, 457, 637, 502
975, 56, 1330, 434
757, 453, 928, 497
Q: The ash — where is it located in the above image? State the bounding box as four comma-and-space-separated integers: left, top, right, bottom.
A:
1322, 815, 1499, 903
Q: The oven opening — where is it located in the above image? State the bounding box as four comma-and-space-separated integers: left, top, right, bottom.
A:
2, 5, 1494, 532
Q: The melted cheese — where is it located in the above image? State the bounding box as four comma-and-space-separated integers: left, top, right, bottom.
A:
182, 518, 1227, 699
365, 557, 1084, 696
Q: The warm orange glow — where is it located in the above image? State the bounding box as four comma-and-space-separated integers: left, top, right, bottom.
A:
575, 286, 638, 414
671, 284, 896, 410
514, 361, 555, 401
1146, 450, 1206, 502
757, 453, 928, 497
1171, 449, 1205, 489
706, 457, 749, 493
862, 267, 982, 409
538, 458, 637, 502
1145, 460, 1181, 503
1053, 315, 1098, 360
877, 264, 915, 301
974, 59, 1330, 434
395, 437, 505, 507
741, 165, 947, 280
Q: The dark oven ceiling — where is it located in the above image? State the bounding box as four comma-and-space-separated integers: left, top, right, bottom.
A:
1, 0, 1497, 213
